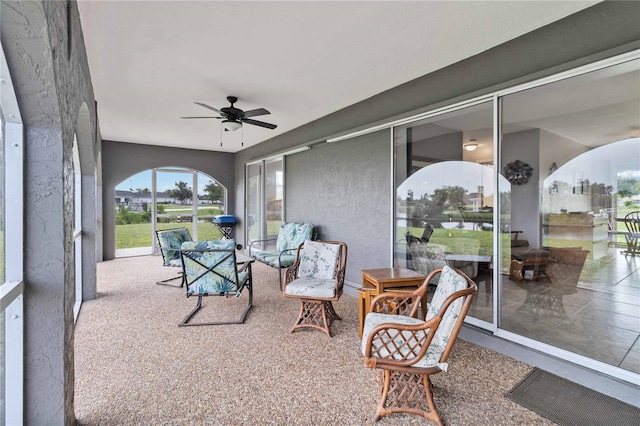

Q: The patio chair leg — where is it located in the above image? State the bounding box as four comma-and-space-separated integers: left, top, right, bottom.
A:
179, 295, 203, 326
156, 271, 185, 288
179, 281, 254, 327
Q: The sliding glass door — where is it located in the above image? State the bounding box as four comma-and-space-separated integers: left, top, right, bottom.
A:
498, 58, 640, 375
245, 158, 284, 249
394, 101, 496, 324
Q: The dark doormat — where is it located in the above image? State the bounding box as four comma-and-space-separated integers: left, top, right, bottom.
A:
505, 368, 640, 426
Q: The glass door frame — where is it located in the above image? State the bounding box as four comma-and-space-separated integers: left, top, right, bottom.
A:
152, 167, 200, 253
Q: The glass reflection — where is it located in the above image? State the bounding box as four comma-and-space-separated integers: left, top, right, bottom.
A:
499, 59, 640, 373
394, 102, 494, 323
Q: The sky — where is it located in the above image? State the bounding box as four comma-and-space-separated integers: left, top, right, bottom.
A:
115, 169, 220, 195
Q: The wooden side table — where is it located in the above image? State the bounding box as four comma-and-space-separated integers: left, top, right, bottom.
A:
358, 268, 427, 338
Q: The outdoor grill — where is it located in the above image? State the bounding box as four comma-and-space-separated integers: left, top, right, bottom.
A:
213, 215, 238, 240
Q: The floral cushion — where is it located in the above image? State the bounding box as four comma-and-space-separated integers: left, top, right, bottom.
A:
361, 265, 468, 372
283, 276, 336, 299
275, 222, 313, 252
424, 265, 468, 352
297, 240, 340, 279
181, 239, 247, 295
157, 227, 192, 266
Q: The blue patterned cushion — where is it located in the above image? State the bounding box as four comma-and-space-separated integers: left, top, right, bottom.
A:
181, 239, 246, 295
284, 276, 336, 299
275, 222, 313, 252
157, 228, 192, 266
298, 241, 340, 279
253, 251, 296, 268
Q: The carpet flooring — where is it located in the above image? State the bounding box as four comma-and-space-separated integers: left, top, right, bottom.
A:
74, 255, 555, 425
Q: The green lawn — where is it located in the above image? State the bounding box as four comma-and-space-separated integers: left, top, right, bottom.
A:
116, 222, 223, 249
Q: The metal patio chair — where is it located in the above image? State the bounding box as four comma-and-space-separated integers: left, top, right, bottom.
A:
179, 239, 253, 326
249, 221, 314, 289
155, 227, 192, 287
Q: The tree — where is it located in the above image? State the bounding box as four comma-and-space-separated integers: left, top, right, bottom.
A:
172, 181, 193, 204
203, 180, 224, 203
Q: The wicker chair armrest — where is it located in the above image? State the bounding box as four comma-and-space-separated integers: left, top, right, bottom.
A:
363, 316, 441, 369
282, 243, 306, 286
369, 290, 422, 317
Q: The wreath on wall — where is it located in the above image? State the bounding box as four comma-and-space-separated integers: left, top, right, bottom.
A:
503, 160, 533, 185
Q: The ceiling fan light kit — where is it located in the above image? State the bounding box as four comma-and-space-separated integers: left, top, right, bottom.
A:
222, 119, 242, 132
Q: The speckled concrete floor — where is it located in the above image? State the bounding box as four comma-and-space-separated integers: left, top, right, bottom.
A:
74, 255, 554, 425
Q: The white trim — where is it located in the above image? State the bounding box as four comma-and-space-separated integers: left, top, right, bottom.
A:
496, 50, 640, 98
389, 128, 395, 266
247, 145, 310, 165
1, 40, 24, 426
328, 96, 493, 144
4, 294, 23, 426
0, 280, 23, 311
492, 94, 501, 332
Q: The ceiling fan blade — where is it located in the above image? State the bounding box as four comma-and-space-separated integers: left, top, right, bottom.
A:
241, 118, 277, 129
242, 108, 271, 118
194, 102, 224, 115
180, 116, 219, 119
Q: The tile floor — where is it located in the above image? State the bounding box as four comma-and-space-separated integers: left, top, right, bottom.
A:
466, 247, 640, 374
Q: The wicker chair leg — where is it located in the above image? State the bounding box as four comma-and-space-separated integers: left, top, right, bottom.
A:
373, 370, 443, 425
290, 300, 340, 337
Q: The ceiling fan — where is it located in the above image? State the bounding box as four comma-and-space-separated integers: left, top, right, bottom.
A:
181, 96, 277, 132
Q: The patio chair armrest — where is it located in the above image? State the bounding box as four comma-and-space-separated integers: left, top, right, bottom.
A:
237, 261, 252, 274
364, 316, 440, 368
248, 238, 277, 255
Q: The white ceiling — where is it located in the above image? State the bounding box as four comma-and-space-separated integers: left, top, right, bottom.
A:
78, 0, 600, 153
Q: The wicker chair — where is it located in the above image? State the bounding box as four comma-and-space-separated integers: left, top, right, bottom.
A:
362, 266, 477, 424
155, 227, 192, 287
282, 240, 348, 337
249, 221, 314, 290
179, 239, 253, 326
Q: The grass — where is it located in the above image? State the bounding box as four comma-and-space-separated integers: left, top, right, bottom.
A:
116, 222, 223, 249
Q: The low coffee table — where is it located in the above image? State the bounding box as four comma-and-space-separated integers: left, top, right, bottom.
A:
358, 268, 427, 338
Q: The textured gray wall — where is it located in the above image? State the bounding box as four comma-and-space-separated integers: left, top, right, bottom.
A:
286, 130, 391, 284
1, 1, 99, 424
101, 141, 235, 260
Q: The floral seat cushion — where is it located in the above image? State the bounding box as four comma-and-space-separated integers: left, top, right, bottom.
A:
181, 239, 247, 295
283, 276, 337, 298
361, 265, 468, 371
